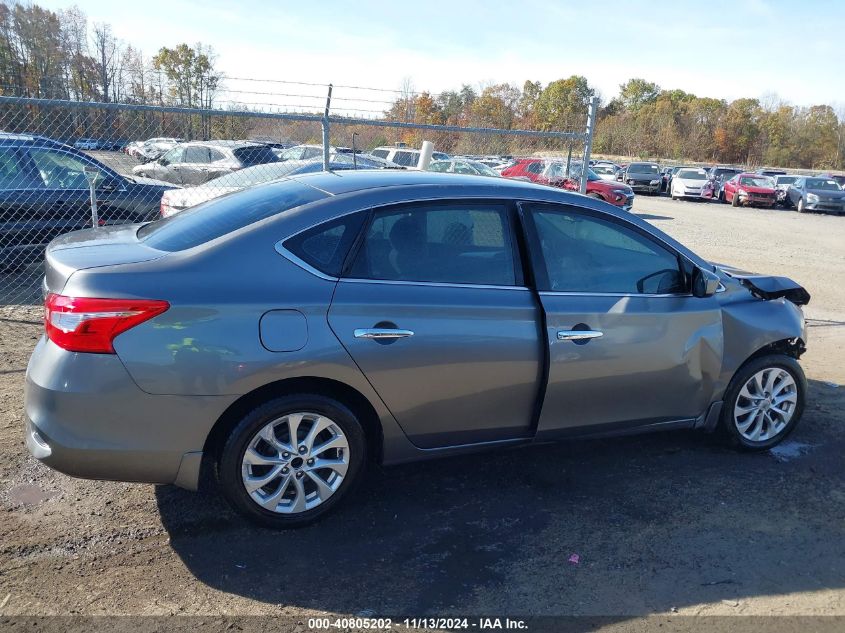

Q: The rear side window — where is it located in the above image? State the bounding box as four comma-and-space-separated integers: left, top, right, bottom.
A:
233, 145, 279, 166
0, 147, 40, 189
348, 203, 519, 286
138, 180, 325, 251
283, 213, 366, 276
183, 146, 211, 163
526, 162, 543, 174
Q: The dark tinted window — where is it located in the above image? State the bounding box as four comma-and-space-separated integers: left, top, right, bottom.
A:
28, 148, 92, 189
207, 148, 226, 161
283, 213, 366, 276
526, 161, 543, 174
391, 151, 419, 166
532, 206, 686, 294
349, 203, 518, 286
138, 179, 325, 251
370, 149, 389, 159
233, 145, 279, 166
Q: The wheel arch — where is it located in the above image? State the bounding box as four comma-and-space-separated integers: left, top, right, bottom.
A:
201, 376, 384, 480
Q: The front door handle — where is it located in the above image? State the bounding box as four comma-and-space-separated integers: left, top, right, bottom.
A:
354, 328, 414, 340
558, 330, 603, 341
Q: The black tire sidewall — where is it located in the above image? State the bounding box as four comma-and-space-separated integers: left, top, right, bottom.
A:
218, 394, 366, 529
720, 354, 806, 451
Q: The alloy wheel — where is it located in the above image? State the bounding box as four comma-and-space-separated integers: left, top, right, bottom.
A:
241, 412, 350, 513
733, 368, 798, 442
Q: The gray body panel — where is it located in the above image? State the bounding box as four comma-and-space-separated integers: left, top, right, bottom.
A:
23, 171, 808, 489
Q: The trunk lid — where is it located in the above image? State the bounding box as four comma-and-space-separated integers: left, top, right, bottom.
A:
45, 224, 165, 294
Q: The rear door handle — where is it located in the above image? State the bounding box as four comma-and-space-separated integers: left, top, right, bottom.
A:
558, 330, 603, 341
354, 328, 414, 340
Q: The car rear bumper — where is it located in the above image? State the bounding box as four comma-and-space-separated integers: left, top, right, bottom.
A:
24, 337, 235, 490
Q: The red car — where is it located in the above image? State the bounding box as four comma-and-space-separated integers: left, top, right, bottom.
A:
501, 158, 634, 210
722, 173, 777, 207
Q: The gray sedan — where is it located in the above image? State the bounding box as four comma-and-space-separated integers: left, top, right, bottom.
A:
26, 171, 810, 528
785, 176, 845, 214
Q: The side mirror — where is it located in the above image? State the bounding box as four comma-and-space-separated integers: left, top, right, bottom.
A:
692, 268, 721, 298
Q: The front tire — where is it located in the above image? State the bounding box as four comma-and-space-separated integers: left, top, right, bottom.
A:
731, 192, 740, 207
720, 354, 806, 451
217, 394, 366, 528
797, 197, 806, 213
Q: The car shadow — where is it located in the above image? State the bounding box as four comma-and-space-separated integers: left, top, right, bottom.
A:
156, 379, 845, 615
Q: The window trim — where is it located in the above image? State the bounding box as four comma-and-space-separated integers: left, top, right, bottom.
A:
520, 201, 694, 297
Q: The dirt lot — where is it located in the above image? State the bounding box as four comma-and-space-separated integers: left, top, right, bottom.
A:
0, 195, 844, 623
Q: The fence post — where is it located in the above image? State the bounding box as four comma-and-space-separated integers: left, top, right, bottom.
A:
579, 95, 599, 194
322, 83, 333, 171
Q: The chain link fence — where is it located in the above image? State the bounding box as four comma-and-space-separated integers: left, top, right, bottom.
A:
0, 94, 593, 311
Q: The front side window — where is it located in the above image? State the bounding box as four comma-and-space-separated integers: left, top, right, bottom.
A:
27, 148, 92, 189
348, 203, 519, 286
531, 206, 686, 295
160, 147, 183, 165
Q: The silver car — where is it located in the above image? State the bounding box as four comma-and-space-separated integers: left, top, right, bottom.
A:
25, 171, 810, 528
133, 140, 279, 186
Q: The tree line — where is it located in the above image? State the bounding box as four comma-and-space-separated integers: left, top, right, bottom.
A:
0, 0, 841, 170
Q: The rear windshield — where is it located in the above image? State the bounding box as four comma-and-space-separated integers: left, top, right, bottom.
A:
232, 145, 279, 167
628, 163, 659, 174
138, 179, 325, 251
677, 169, 707, 180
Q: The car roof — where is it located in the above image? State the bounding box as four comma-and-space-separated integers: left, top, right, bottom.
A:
187, 140, 262, 148
283, 168, 558, 196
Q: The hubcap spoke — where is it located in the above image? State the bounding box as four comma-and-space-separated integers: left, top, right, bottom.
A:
290, 474, 308, 512
311, 434, 349, 457
311, 457, 349, 477
244, 448, 284, 467
302, 416, 333, 452
244, 464, 284, 492
306, 470, 335, 500
257, 474, 292, 509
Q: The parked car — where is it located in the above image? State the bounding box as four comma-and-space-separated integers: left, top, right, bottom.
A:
618, 162, 662, 194
670, 167, 710, 200
591, 163, 619, 181
369, 146, 449, 167
73, 138, 99, 150
274, 144, 325, 162
708, 166, 743, 183
127, 137, 181, 161
160, 154, 401, 216
757, 168, 788, 179
427, 159, 501, 177
784, 176, 845, 214
133, 141, 279, 186
0, 133, 176, 270
25, 170, 810, 528
773, 175, 803, 205
501, 159, 634, 211
722, 173, 777, 207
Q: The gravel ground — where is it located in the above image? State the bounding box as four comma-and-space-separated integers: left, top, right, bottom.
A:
0, 195, 843, 624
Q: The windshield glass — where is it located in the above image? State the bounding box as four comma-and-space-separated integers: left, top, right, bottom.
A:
775, 176, 797, 185
806, 178, 842, 191
592, 165, 615, 175
677, 169, 707, 180
467, 160, 498, 176
739, 176, 773, 187
628, 163, 659, 175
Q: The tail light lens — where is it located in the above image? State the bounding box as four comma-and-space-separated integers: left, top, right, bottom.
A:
44, 294, 169, 354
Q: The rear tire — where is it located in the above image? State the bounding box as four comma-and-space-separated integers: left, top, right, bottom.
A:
731, 192, 740, 207
217, 394, 366, 529
720, 354, 806, 452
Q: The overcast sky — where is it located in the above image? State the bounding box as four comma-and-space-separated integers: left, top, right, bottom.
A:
38, 0, 845, 114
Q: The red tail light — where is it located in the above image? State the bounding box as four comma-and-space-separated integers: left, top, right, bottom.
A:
44, 294, 169, 354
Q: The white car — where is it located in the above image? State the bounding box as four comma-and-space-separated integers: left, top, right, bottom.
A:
369, 146, 449, 168
591, 164, 618, 181
670, 168, 709, 200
